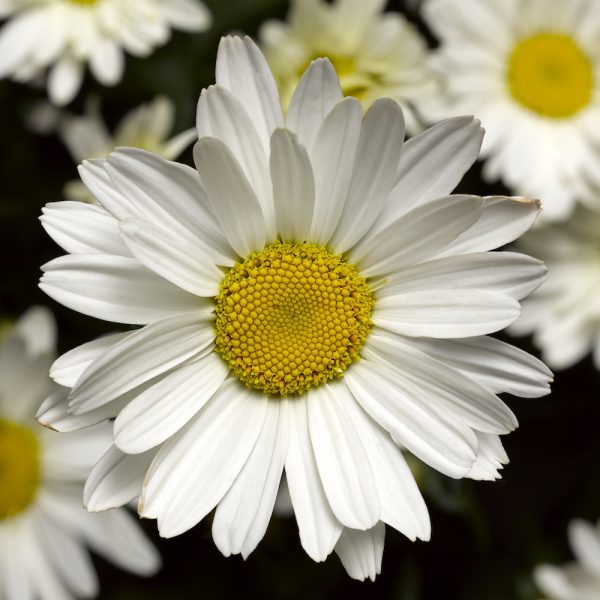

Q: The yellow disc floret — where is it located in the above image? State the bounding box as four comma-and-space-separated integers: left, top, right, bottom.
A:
508, 33, 594, 119
215, 242, 374, 396
0, 420, 40, 520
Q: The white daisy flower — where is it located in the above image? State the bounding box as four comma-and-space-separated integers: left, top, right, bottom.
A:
0, 307, 160, 600
0, 0, 211, 105
259, 0, 435, 133
534, 519, 600, 600
511, 205, 600, 370
38, 36, 552, 581
423, 0, 600, 221
60, 96, 196, 203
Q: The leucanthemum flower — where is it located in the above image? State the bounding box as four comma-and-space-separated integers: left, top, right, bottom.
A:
39, 36, 551, 581
534, 519, 600, 600
424, 0, 600, 221
259, 0, 434, 133
0, 0, 211, 105
0, 307, 159, 600
59, 96, 196, 203
511, 205, 600, 370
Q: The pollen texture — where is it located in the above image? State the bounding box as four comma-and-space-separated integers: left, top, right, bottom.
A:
508, 33, 593, 119
215, 242, 374, 396
0, 420, 40, 520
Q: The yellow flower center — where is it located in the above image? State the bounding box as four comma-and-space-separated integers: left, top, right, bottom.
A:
215, 242, 374, 396
508, 33, 594, 118
69, 0, 97, 4
0, 420, 40, 520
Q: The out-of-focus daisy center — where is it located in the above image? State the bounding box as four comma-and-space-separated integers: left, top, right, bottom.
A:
508, 33, 593, 119
68, 0, 98, 5
215, 242, 373, 396
0, 419, 40, 520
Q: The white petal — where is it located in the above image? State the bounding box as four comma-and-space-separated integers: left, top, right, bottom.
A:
120, 218, 222, 296
374, 289, 521, 338
437, 196, 541, 258
41, 201, 129, 256
329, 99, 405, 253
533, 565, 578, 600
196, 85, 275, 237
0, 10, 44, 78
345, 359, 477, 478
78, 509, 161, 576
286, 58, 342, 149
349, 195, 483, 277
466, 432, 508, 481
42, 422, 112, 482
406, 335, 552, 398
212, 399, 289, 559
270, 128, 315, 242
164, 0, 212, 31
334, 523, 385, 582
194, 137, 267, 257
15, 305, 57, 356
40, 254, 202, 325
309, 97, 362, 245
373, 116, 483, 229
49, 331, 130, 388
36, 515, 98, 598
89, 39, 124, 85
113, 353, 228, 454
569, 520, 600, 576
285, 397, 343, 561
0, 338, 53, 422
48, 54, 83, 106
380, 251, 546, 301
68, 312, 213, 413
215, 36, 284, 151
104, 148, 235, 265
343, 395, 430, 541
140, 380, 269, 537
37, 386, 126, 432
84, 445, 154, 511
308, 383, 380, 529
78, 158, 136, 218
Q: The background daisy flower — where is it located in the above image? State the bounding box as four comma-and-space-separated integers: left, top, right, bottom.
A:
423, 0, 600, 221
0, 0, 211, 105
511, 205, 600, 370
259, 0, 435, 133
38, 35, 552, 581
534, 519, 600, 599
0, 306, 160, 600
58, 96, 196, 203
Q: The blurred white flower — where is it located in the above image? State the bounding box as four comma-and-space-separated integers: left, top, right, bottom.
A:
39, 35, 551, 581
423, 0, 600, 221
534, 519, 600, 600
511, 205, 600, 370
0, 307, 160, 600
59, 96, 196, 203
259, 0, 434, 133
0, 0, 211, 105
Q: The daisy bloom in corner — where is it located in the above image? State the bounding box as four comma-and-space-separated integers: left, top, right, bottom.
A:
59, 96, 197, 203
534, 519, 600, 599
0, 307, 159, 600
0, 0, 211, 105
511, 205, 600, 370
423, 0, 600, 221
259, 0, 435, 133
39, 36, 551, 581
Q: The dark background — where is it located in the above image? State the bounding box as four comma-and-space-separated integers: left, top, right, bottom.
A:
1, 1, 598, 598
